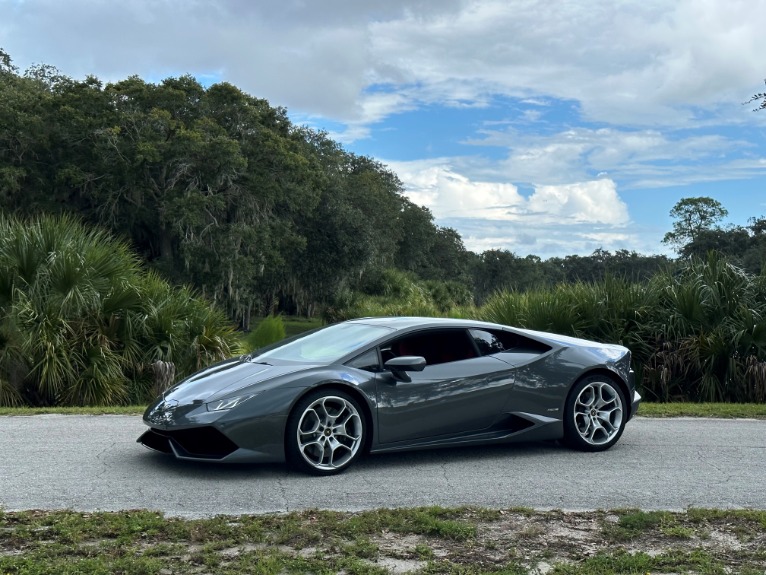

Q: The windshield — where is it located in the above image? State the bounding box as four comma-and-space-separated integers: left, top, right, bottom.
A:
253, 322, 393, 364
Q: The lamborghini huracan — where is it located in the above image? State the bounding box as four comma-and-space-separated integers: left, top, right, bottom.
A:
138, 317, 640, 475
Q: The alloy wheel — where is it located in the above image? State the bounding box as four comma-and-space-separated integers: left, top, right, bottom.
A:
572, 380, 624, 446
295, 395, 363, 471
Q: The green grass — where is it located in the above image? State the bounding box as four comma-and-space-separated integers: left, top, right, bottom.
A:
0, 507, 763, 574
637, 402, 766, 419
0, 405, 148, 416
550, 549, 726, 575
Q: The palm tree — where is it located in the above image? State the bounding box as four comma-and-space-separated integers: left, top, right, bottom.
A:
0, 214, 240, 406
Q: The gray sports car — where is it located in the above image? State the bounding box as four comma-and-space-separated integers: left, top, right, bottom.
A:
138, 317, 640, 475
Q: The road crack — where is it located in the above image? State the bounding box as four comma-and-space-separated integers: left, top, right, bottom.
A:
276, 475, 290, 512
93, 441, 115, 479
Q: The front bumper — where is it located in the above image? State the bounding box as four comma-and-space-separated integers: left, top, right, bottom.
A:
630, 390, 642, 419
137, 425, 285, 463
138, 426, 238, 460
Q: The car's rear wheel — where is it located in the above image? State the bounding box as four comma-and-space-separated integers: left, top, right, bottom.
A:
564, 375, 626, 452
286, 389, 366, 475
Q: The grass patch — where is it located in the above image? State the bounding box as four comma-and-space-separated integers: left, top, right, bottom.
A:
0, 405, 147, 416
602, 509, 677, 541
550, 548, 725, 574
638, 402, 766, 419
1, 507, 764, 574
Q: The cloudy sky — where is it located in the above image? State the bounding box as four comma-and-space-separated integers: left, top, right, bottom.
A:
2, 0, 765, 258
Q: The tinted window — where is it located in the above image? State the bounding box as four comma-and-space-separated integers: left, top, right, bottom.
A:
469, 329, 552, 356
470, 329, 506, 355
346, 349, 381, 372
388, 329, 477, 366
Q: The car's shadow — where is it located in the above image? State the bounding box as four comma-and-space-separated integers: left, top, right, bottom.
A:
131, 440, 566, 479
358, 440, 565, 471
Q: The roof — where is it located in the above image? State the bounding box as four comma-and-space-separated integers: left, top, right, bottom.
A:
347, 316, 504, 331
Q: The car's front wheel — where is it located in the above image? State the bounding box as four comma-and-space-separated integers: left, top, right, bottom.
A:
564, 376, 626, 451
286, 389, 366, 475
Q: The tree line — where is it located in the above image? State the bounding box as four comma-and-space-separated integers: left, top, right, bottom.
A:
0, 50, 684, 323
0, 50, 474, 327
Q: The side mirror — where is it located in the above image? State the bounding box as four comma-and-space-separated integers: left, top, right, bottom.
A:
384, 356, 426, 382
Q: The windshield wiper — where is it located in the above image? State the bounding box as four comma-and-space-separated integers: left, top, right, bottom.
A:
244, 353, 271, 365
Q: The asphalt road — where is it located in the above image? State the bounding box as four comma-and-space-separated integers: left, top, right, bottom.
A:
1, 415, 764, 517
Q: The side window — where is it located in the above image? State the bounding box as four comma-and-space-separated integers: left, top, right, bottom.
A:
470, 329, 507, 355
346, 349, 381, 372
389, 330, 477, 366
469, 329, 522, 355
469, 329, 550, 356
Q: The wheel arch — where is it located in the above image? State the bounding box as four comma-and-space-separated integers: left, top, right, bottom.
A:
283, 382, 375, 458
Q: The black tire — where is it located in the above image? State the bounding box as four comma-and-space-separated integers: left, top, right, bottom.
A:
563, 375, 627, 452
285, 388, 366, 475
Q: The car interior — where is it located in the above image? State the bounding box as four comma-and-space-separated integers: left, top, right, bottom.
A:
380, 328, 531, 367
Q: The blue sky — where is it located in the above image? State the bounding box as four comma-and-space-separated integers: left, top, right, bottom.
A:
2, 0, 765, 258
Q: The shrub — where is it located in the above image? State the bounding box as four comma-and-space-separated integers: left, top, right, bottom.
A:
638, 254, 766, 402
0, 214, 240, 406
246, 315, 287, 351
480, 254, 766, 402
327, 268, 476, 322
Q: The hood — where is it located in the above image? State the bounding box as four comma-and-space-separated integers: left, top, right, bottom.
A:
162, 356, 312, 404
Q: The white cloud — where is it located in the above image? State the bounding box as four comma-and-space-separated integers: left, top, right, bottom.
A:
527, 181, 629, 225
4, 0, 765, 129
386, 160, 634, 256
388, 160, 629, 224
386, 159, 524, 219
463, 126, 753, 188
363, 0, 766, 126
445, 217, 651, 259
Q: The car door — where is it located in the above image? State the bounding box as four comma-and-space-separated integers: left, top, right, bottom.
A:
375, 328, 515, 444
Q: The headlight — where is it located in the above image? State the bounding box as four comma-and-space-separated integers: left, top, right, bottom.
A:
205, 394, 256, 412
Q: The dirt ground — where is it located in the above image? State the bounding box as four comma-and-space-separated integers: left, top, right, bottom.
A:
363, 510, 766, 574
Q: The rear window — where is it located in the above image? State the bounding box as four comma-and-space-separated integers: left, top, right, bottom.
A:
469, 329, 551, 356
